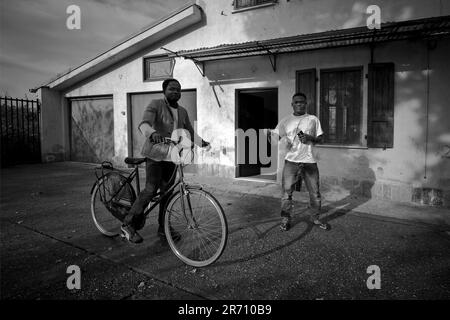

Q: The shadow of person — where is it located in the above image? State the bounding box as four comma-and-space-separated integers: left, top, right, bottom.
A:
189, 156, 376, 267
309, 155, 376, 230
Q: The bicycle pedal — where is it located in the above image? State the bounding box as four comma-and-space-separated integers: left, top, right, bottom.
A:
119, 231, 127, 240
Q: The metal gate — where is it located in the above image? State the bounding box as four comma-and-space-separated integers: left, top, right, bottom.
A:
0, 97, 41, 167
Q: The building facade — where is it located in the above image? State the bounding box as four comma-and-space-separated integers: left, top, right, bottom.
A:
35, 0, 450, 207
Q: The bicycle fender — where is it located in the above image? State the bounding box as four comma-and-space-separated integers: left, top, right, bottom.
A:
90, 175, 106, 195
90, 181, 99, 195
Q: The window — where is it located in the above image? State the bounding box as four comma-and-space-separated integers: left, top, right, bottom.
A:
233, 0, 277, 10
143, 56, 174, 81
320, 67, 362, 145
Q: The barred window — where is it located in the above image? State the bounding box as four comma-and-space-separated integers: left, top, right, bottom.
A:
143, 56, 174, 81
320, 67, 363, 145
234, 0, 277, 10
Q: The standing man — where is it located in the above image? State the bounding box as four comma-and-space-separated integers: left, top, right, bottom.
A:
270, 92, 328, 231
121, 78, 210, 243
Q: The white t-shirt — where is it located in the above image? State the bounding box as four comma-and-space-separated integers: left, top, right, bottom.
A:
274, 113, 323, 163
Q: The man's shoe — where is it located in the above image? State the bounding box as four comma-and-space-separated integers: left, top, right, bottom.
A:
120, 224, 143, 243
312, 219, 329, 230
280, 217, 291, 231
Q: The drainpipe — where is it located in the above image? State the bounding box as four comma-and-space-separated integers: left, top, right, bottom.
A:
424, 40, 437, 179
424, 43, 429, 179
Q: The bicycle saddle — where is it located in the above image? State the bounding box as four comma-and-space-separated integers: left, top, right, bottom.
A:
124, 157, 146, 165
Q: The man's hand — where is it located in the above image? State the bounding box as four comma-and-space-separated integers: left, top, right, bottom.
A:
265, 129, 279, 144
298, 132, 322, 144
201, 140, 211, 151
298, 132, 314, 144
150, 132, 164, 143
264, 129, 272, 143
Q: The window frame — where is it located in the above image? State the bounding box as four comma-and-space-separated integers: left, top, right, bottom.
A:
142, 55, 175, 82
318, 66, 364, 147
232, 0, 278, 13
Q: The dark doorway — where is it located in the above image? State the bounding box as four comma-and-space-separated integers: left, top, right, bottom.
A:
236, 88, 278, 180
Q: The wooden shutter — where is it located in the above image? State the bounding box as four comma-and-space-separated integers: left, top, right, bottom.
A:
319, 71, 330, 142
296, 69, 317, 115
368, 63, 395, 148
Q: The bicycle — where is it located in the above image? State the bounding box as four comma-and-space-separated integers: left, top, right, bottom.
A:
90, 137, 228, 267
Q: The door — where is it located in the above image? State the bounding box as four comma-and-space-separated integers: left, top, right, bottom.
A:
70, 96, 114, 163
236, 89, 278, 178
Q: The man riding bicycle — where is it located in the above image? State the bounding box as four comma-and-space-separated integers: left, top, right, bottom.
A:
121, 78, 210, 243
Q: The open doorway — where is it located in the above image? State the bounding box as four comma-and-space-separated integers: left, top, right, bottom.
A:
236, 88, 278, 181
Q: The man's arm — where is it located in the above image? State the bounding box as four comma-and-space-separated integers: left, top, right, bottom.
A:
266, 126, 285, 144
139, 122, 155, 139
138, 100, 164, 143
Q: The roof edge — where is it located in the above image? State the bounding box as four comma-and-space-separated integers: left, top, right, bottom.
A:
175, 14, 450, 58
31, 1, 200, 93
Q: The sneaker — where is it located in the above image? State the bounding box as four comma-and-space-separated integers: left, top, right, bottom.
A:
312, 219, 329, 230
280, 217, 291, 231
120, 224, 143, 243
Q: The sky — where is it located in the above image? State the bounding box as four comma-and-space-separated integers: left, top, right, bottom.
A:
0, 0, 189, 98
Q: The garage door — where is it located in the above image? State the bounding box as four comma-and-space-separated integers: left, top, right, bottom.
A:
70, 96, 114, 163
129, 90, 197, 159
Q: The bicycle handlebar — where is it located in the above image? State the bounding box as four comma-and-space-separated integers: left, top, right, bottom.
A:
150, 136, 183, 145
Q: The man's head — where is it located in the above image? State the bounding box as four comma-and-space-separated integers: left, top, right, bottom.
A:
291, 92, 308, 116
162, 78, 181, 103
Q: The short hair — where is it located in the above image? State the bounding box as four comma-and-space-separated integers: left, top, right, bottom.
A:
162, 78, 180, 92
292, 92, 307, 100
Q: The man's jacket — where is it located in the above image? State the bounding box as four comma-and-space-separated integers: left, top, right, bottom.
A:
139, 98, 199, 159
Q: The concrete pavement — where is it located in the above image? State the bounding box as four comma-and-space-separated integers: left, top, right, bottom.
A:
1, 162, 449, 300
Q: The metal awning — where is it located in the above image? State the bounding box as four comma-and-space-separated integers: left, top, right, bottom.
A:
171, 15, 450, 64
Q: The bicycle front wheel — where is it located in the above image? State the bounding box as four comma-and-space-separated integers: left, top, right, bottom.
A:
165, 188, 227, 267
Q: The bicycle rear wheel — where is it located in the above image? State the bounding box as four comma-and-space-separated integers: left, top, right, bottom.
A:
164, 188, 227, 267
91, 173, 136, 237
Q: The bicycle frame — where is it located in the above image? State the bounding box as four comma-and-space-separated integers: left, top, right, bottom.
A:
142, 163, 201, 221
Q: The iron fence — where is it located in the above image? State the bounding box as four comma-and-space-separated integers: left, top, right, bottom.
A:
0, 97, 41, 167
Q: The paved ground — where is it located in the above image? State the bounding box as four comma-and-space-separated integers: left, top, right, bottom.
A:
1, 162, 449, 300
